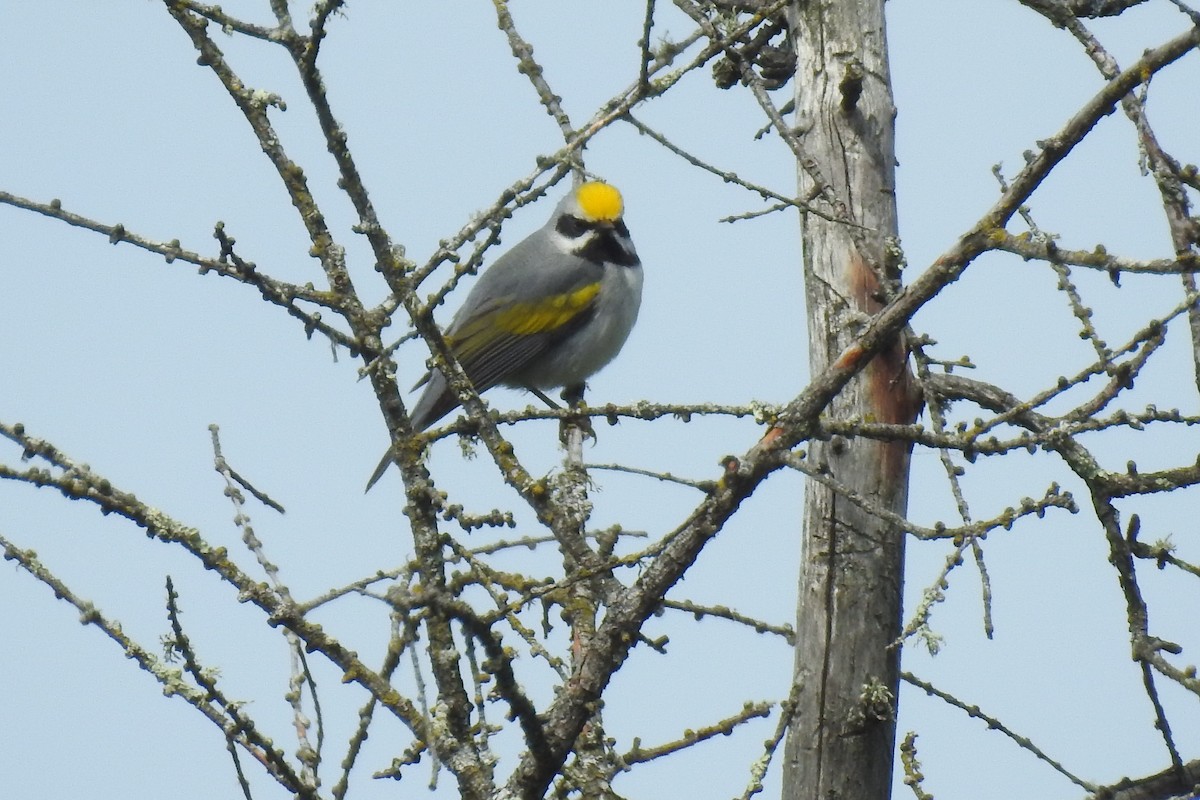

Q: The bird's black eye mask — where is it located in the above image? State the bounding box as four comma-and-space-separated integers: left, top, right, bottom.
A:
556, 213, 592, 239
556, 213, 632, 241
557, 213, 638, 266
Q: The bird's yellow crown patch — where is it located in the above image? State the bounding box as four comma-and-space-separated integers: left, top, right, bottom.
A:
576, 181, 624, 222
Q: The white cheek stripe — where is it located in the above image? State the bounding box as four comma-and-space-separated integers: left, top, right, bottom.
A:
551, 229, 596, 256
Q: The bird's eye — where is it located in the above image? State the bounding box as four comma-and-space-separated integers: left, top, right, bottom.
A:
556, 214, 590, 239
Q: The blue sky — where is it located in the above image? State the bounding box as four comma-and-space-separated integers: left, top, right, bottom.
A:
2, 2, 1199, 798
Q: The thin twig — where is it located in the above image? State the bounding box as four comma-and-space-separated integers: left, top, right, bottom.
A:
902, 672, 1096, 792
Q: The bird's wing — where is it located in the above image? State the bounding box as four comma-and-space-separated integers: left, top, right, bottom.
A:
449, 278, 601, 391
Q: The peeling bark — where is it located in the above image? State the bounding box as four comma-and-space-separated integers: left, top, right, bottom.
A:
782, 1, 917, 798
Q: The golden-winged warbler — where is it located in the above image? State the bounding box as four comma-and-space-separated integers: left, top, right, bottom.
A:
366, 181, 642, 490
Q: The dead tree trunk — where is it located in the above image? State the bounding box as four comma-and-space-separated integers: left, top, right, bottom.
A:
782, 1, 917, 798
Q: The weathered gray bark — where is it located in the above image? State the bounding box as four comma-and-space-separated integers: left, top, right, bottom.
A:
782, 1, 917, 798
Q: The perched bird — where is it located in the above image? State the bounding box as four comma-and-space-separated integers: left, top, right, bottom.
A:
366, 181, 643, 490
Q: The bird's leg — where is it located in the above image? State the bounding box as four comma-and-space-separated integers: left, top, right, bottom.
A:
559, 382, 596, 443
561, 383, 585, 407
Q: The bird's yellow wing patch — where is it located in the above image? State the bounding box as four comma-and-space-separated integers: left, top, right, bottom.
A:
492, 282, 601, 335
